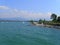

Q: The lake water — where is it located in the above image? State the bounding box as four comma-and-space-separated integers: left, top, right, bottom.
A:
0, 22, 60, 45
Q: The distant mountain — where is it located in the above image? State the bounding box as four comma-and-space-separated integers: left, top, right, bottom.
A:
0, 17, 27, 21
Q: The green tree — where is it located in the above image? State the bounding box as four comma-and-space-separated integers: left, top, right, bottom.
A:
51, 13, 57, 21
29, 20, 34, 23
43, 19, 46, 23
38, 19, 42, 24
57, 16, 60, 22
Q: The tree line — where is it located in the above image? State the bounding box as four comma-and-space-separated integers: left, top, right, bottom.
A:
30, 13, 60, 24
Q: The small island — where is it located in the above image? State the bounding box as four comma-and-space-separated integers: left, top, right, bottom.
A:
30, 13, 60, 29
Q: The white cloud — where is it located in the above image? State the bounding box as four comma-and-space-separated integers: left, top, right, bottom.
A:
0, 6, 9, 10
13, 9, 18, 12
0, 6, 51, 20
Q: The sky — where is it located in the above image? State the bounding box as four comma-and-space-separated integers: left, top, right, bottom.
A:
0, 0, 60, 20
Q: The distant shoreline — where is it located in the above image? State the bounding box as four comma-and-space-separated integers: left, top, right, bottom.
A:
0, 20, 32, 22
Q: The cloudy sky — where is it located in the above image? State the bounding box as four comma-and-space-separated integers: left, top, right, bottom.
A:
0, 0, 60, 20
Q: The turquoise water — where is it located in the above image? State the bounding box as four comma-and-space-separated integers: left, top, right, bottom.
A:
0, 22, 60, 45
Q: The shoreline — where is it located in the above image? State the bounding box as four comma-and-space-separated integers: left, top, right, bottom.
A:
32, 22, 60, 29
